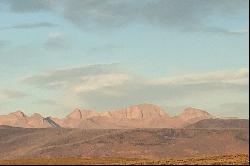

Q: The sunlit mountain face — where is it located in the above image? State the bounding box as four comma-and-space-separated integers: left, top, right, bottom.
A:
0, 104, 216, 128
0, 0, 249, 119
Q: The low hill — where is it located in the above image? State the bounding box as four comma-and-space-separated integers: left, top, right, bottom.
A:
186, 119, 249, 129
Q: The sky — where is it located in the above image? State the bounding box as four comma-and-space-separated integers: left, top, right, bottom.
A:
0, 0, 249, 118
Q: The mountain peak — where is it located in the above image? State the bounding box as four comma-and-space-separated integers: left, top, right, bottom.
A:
31, 113, 43, 119
135, 103, 163, 109
66, 109, 83, 119
116, 103, 169, 119
0, 104, 218, 129
178, 107, 213, 122
133, 103, 167, 114
182, 107, 211, 115
66, 108, 99, 120
10, 111, 26, 118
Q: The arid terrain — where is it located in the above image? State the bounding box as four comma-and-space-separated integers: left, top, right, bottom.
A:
0, 104, 248, 165
0, 154, 248, 165
0, 126, 248, 160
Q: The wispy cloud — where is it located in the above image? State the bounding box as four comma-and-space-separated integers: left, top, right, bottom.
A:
22, 65, 249, 115
0, 22, 58, 30
0, 40, 10, 55
72, 73, 131, 93
44, 32, 71, 50
0, 40, 9, 49
60, 0, 249, 33
3, 0, 54, 13
151, 68, 249, 86
86, 44, 124, 56
1, 0, 248, 34
22, 64, 122, 89
217, 102, 249, 118
0, 89, 27, 101
35, 99, 58, 106
229, 28, 249, 35
185, 27, 249, 36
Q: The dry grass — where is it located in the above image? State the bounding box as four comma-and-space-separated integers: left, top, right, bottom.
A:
0, 154, 248, 165
143, 154, 249, 165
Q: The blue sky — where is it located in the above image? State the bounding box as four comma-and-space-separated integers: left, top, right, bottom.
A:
0, 0, 249, 118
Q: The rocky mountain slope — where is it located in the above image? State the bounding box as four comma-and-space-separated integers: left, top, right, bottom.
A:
0, 103, 226, 129
0, 111, 54, 128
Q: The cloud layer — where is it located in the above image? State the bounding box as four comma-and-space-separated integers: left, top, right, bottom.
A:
22, 64, 249, 117
1, 0, 248, 34
44, 32, 71, 50
5, 0, 54, 12
0, 89, 26, 101
23, 64, 123, 89
0, 22, 58, 30
0, 40, 9, 49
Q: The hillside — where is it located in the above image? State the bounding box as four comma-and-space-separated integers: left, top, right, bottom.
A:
0, 127, 248, 160
186, 119, 249, 129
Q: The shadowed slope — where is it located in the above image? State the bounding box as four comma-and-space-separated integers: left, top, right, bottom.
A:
186, 119, 249, 129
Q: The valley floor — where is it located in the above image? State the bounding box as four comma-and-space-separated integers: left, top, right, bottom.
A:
0, 154, 248, 165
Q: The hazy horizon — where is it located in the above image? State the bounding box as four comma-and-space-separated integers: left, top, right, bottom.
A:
0, 0, 249, 119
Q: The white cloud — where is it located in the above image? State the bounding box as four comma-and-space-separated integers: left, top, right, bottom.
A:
151, 68, 249, 86
230, 28, 249, 35
0, 22, 58, 30
22, 65, 249, 117
22, 64, 124, 89
73, 73, 132, 93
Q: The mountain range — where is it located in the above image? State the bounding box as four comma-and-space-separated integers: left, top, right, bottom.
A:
0, 103, 248, 160
0, 103, 235, 129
